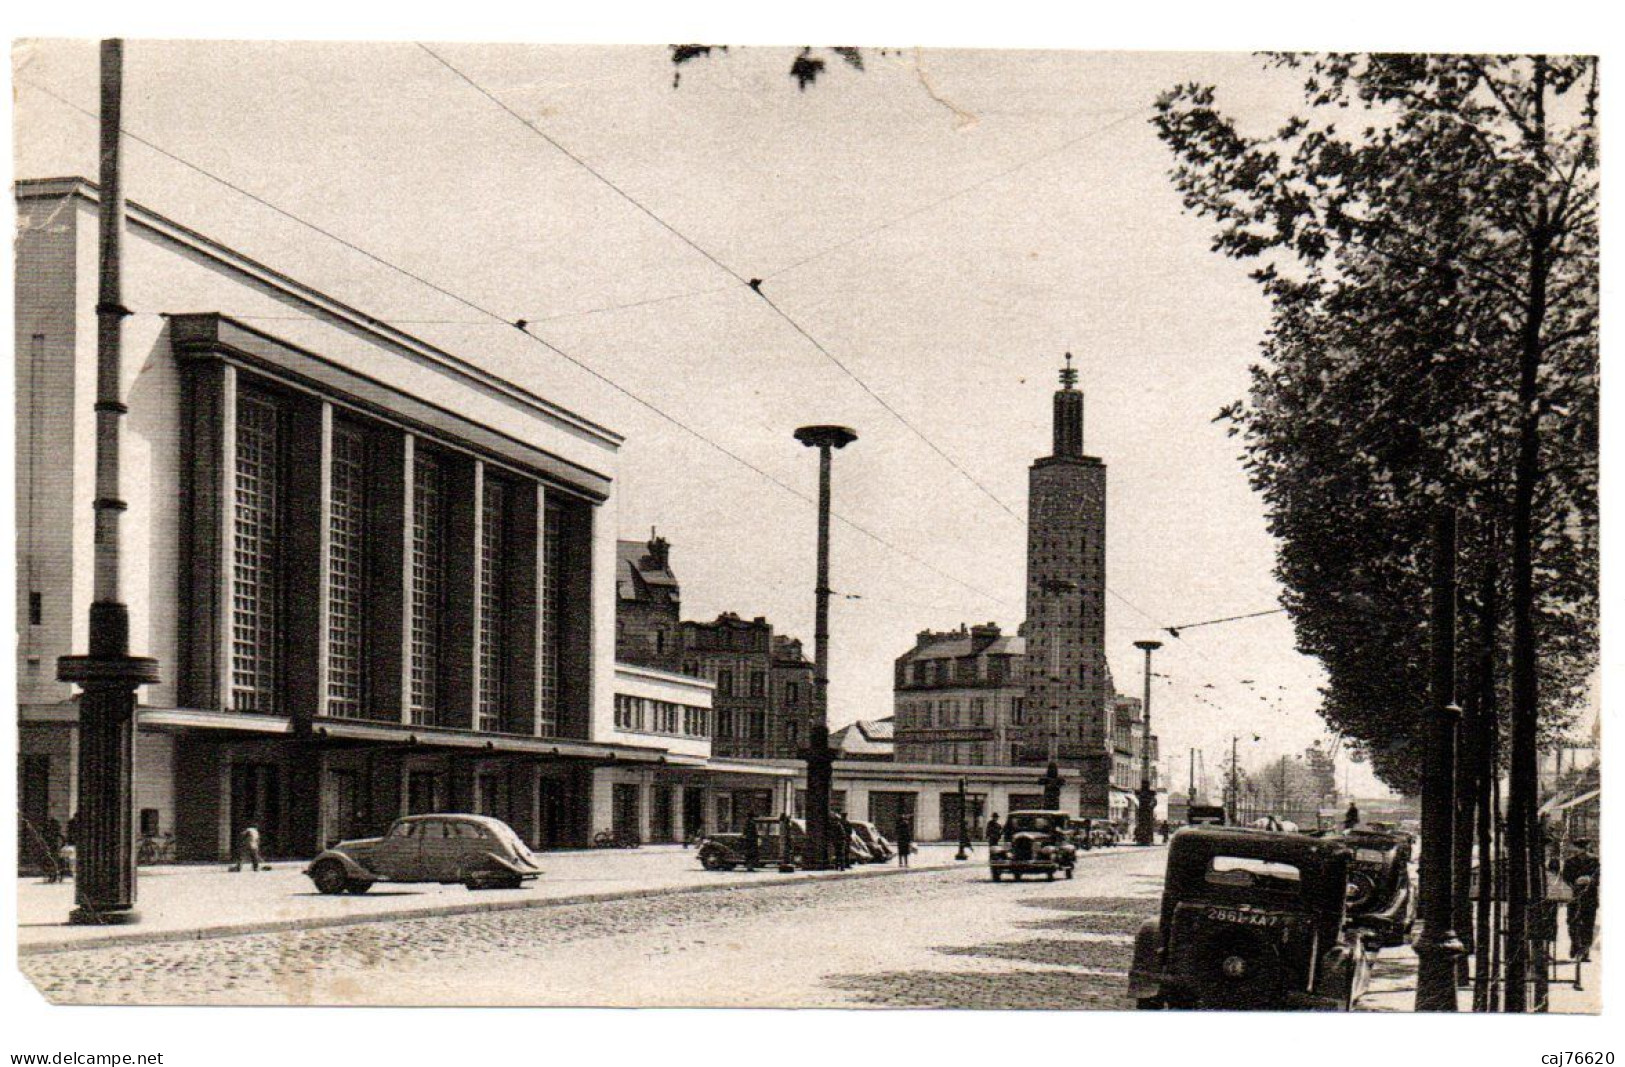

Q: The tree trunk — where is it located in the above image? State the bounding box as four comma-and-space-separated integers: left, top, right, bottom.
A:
1504, 60, 1553, 1009
1472, 529, 1500, 1011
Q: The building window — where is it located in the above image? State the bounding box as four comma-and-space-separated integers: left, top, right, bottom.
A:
538, 497, 562, 735
231, 390, 284, 713
326, 421, 367, 719
786, 682, 799, 704
717, 669, 733, 697
477, 476, 509, 732
408, 450, 447, 726
749, 671, 765, 698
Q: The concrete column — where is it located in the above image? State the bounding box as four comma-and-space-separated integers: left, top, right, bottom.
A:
398, 434, 415, 725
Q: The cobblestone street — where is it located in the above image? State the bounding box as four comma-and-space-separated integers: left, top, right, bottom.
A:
20, 847, 1167, 1007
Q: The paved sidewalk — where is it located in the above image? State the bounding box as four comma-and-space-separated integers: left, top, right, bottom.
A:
17, 842, 1152, 954
1360, 929, 1601, 1013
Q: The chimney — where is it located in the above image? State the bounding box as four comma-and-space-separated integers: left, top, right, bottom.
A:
645, 528, 670, 571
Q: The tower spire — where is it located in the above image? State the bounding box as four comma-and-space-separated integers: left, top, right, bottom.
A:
1052, 352, 1083, 457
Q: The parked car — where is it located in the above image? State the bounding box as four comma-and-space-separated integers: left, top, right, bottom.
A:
1129, 826, 1372, 1010
1187, 804, 1227, 826
1339, 827, 1417, 950
990, 810, 1078, 881
698, 817, 805, 870
305, 814, 541, 894
849, 820, 895, 863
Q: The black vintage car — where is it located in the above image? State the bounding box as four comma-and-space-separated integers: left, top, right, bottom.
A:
1129, 827, 1372, 1010
1339, 827, 1416, 950
990, 810, 1077, 881
698, 817, 805, 870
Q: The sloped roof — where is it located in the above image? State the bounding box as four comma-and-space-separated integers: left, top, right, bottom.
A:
617, 539, 678, 602
831, 716, 895, 757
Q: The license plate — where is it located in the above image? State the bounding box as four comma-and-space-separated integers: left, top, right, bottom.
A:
1204, 907, 1283, 927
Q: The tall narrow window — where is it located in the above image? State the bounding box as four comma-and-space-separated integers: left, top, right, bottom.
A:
409, 451, 446, 726
537, 496, 562, 735
232, 391, 284, 712
477, 477, 508, 732
327, 422, 366, 718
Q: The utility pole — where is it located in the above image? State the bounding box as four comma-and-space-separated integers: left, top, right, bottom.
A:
1188, 748, 1196, 806
57, 39, 162, 926
1133, 640, 1161, 845
794, 425, 856, 871
1227, 735, 1239, 824
1415, 506, 1465, 1011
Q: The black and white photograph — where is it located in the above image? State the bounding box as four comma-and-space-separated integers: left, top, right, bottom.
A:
4, 7, 1610, 1063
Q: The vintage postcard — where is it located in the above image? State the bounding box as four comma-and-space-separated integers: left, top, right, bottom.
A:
11, 36, 1600, 1031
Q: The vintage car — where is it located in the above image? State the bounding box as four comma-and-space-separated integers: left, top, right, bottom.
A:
1187, 804, 1227, 826
698, 816, 806, 870
1340, 827, 1417, 950
305, 814, 541, 894
990, 810, 1078, 881
1129, 826, 1372, 1010
850, 820, 895, 863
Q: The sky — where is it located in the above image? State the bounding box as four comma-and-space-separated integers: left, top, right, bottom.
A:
10, 41, 1427, 796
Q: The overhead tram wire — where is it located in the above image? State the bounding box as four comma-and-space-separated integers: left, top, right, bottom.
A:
19, 75, 1016, 615
415, 45, 1199, 614
417, 43, 1039, 527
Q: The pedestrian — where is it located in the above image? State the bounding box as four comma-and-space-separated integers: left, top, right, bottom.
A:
985, 813, 1003, 849
895, 816, 913, 868
834, 813, 851, 869
1157, 818, 1170, 844
1561, 838, 1600, 963
231, 824, 264, 872
40, 816, 64, 883
1344, 801, 1360, 830
742, 815, 761, 872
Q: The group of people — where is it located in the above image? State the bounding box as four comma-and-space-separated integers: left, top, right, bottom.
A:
1557, 837, 1600, 964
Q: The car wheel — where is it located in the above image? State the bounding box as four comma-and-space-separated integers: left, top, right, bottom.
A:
1012, 872, 1022, 882
311, 860, 348, 896
1065, 866, 1075, 880
991, 870, 1002, 882
1046, 869, 1056, 881
344, 880, 372, 894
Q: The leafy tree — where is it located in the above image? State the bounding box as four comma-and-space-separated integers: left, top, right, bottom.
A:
1154, 54, 1596, 1009
670, 45, 868, 90
1153, 54, 1597, 792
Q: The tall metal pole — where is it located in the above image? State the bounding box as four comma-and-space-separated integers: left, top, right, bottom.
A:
955, 776, 970, 861
1133, 640, 1161, 845
795, 426, 856, 871
57, 39, 161, 925
1415, 505, 1465, 1010
1228, 736, 1239, 825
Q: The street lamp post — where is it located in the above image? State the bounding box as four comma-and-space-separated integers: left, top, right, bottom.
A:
1133, 640, 1162, 846
1415, 506, 1465, 1011
57, 39, 161, 926
795, 425, 857, 872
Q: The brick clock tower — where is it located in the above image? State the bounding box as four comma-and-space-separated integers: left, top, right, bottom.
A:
1021, 354, 1113, 819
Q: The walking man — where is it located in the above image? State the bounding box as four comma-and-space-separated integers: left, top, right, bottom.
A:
1344, 801, 1361, 830
41, 816, 64, 883
834, 812, 851, 870
231, 825, 263, 872
895, 816, 913, 868
985, 812, 1003, 850
1561, 838, 1600, 963
742, 815, 761, 872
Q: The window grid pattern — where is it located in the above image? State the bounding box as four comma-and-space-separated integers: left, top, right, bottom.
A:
326, 423, 366, 718
231, 393, 283, 713
477, 478, 507, 732
409, 452, 446, 726
537, 497, 562, 735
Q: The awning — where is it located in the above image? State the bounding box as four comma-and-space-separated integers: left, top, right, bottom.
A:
1540, 788, 1600, 816
311, 718, 669, 762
